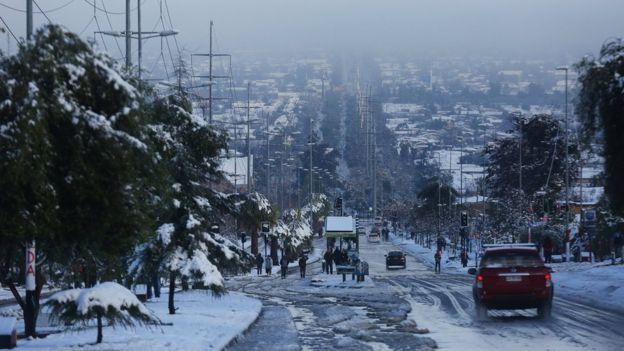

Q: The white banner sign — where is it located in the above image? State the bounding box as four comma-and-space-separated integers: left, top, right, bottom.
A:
25, 244, 36, 291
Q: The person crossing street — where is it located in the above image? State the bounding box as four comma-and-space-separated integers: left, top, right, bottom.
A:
280, 255, 289, 279
434, 249, 442, 273
298, 254, 308, 278
255, 253, 264, 275
265, 255, 273, 276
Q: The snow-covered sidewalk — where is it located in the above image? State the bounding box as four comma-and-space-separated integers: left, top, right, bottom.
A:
549, 261, 624, 312
16, 290, 261, 351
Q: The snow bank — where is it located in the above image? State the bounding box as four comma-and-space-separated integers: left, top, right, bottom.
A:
552, 262, 624, 312
21, 291, 261, 351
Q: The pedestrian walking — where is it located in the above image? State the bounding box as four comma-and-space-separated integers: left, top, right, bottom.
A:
324, 248, 334, 274
543, 236, 553, 263
256, 253, 264, 276
333, 247, 341, 268
265, 255, 273, 276
434, 249, 442, 273
298, 254, 308, 278
614, 230, 624, 263
460, 249, 468, 268
280, 255, 288, 279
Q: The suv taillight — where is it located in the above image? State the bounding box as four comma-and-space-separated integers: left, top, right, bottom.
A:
476, 274, 484, 288
545, 273, 552, 288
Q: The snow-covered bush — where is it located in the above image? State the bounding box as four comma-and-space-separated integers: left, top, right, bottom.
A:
46, 282, 158, 344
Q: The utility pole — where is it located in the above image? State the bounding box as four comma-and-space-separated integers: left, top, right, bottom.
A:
190, 22, 231, 124
208, 21, 213, 123
125, 0, 131, 70
98, 1, 178, 76
246, 82, 252, 192
137, 0, 142, 80
26, 0, 33, 40
557, 66, 571, 261
266, 111, 271, 198
371, 87, 377, 219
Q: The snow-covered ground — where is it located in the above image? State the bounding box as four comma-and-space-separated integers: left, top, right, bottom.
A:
15, 290, 261, 351
550, 261, 624, 312
391, 234, 624, 313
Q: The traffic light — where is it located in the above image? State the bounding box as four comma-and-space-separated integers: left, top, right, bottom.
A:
335, 197, 343, 215
460, 211, 468, 227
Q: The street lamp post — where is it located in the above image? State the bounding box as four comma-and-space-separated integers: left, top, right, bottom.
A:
557, 66, 570, 262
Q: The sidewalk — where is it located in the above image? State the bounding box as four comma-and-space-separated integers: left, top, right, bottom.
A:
13, 290, 262, 351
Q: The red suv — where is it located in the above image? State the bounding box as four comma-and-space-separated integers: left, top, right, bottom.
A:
468, 245, 553, 320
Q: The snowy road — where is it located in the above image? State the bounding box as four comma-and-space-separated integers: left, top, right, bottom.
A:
227, 236, 624, 351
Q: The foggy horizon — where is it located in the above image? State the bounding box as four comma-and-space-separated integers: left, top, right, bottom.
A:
2, 0, 624, 60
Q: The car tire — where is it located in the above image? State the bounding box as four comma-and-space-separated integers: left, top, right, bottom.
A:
537, 301, 552, 319
475, 302, 488, 321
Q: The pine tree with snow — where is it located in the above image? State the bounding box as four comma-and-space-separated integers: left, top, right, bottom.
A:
133, 85, 253, 314
234, 191, 276, 255
46, 282, 158, 344
0, 25, 153, 335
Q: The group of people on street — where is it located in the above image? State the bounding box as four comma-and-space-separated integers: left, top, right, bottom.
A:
322, 247, 351, 274
255, 252, 308, 279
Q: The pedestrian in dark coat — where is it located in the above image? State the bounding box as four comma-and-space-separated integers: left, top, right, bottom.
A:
280, 255, 288, 279
265, 255, 273, 276
256, 253, 264, 275
333, 247, 341, 267
460, 250, 468, 268
298, 255, 308, 278
324, 249, 334, 274
434, 249, 442, 273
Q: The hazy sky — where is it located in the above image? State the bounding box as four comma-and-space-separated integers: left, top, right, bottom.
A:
2, 0, 624, 58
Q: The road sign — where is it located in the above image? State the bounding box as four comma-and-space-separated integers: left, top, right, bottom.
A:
261, 222, 270, 233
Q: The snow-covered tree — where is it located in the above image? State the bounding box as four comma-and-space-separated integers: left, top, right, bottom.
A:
46, 282, 158, 344
0, 25, 152, 335
133, 90, 253, 314
576, 39, 624, 216
233, 191, 276, 255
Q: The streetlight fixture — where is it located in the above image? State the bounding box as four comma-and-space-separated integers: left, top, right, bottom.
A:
556, 66, 570, 262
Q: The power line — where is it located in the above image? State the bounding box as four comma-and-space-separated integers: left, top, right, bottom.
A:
82, 0, 144, 15
0, 16, 20, 45
100, 0, 123, 57
32, 0, 52, 24
0, 0, 75, 13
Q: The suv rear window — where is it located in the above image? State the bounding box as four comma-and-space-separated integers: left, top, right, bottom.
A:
388, 251, 403, 256
480, 251, 543, 268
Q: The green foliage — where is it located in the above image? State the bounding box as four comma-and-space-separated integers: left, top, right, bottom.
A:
0, 25, 151, 280
576, 39, 624, 215
485, 114, 576, 200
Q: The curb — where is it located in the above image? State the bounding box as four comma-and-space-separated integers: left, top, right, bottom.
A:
222, 301, 264, 350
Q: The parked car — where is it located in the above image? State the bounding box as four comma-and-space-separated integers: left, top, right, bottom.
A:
385, 251, 406, 269
469, 244, 553, 320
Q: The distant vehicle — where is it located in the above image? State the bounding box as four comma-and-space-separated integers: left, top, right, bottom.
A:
385, 251, 406, 269
367, 231, 381, 243
469, 244, 553, 320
